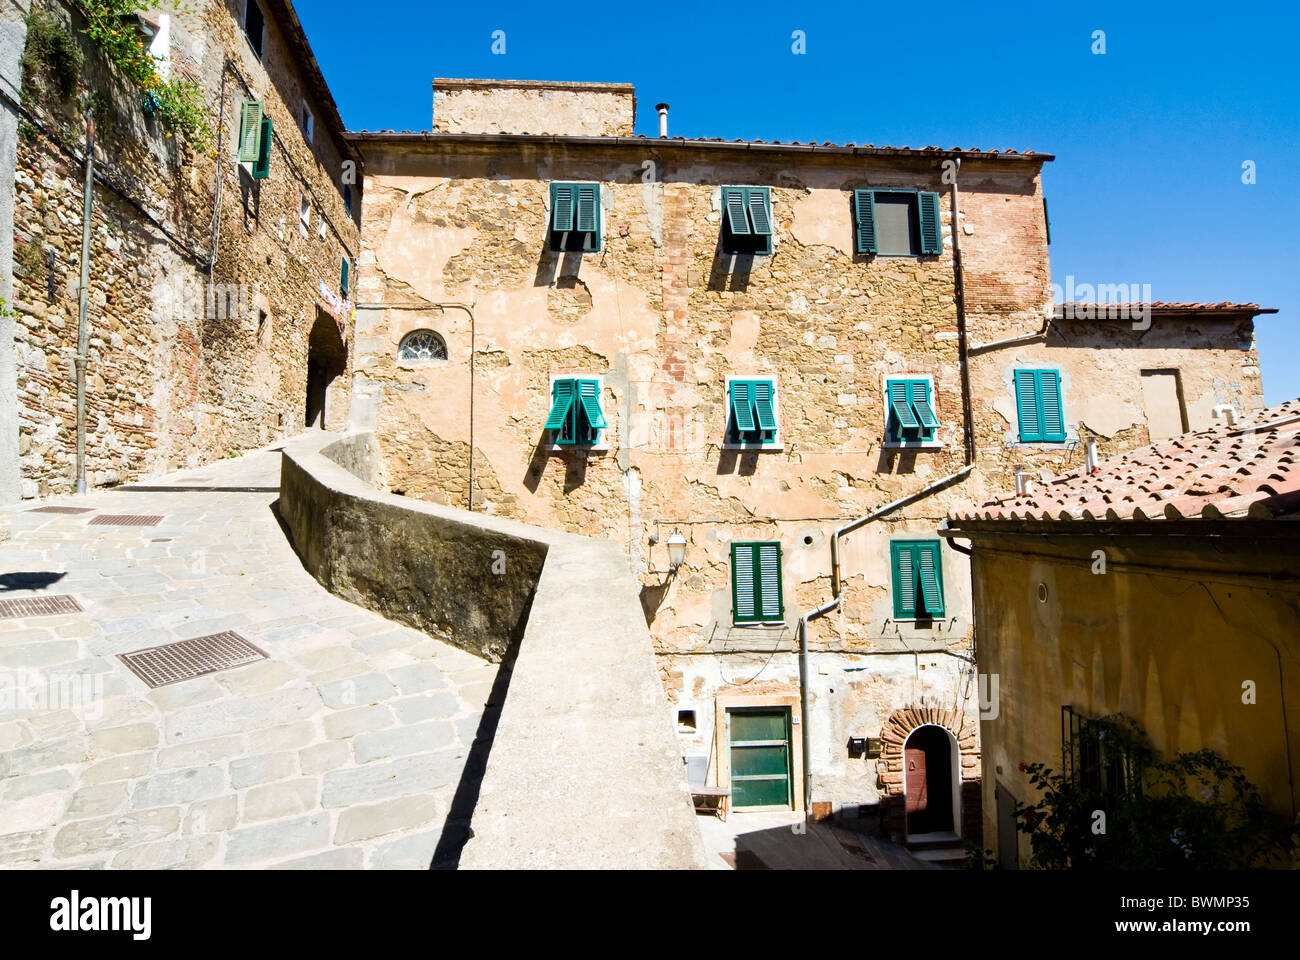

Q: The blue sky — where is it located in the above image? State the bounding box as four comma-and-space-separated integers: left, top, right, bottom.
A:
298, 0, 1299, 404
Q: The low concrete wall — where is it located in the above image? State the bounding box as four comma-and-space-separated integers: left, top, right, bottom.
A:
279, 432, 707, 869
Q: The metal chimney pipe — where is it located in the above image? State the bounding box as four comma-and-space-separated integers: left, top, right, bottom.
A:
655, 103, 669, 138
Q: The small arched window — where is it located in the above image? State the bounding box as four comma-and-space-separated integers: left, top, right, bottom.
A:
398, 329, 447, 362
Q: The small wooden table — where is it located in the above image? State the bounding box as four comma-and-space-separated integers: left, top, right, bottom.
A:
692, 786, 731, 822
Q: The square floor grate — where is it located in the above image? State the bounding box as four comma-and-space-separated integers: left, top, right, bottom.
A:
0, 594, 84, 620
26, 506, 93, 515
89, 515, 164, 527
118, 631, 268, 688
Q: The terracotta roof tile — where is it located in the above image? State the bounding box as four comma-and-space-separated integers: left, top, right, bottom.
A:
952, 400, 1300, 523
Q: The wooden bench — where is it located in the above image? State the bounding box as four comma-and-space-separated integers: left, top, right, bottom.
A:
691, 785, 731, 822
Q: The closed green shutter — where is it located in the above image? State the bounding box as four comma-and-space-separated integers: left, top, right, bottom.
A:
918, 191, 942, 255
339, 257, 349, 297
853, 189, 877, 254
544, 379, 575, 431
252, 116, 272, 179
757, 542, 783, 620
730, 380, 756, 432
918, 544, 943, 615
1040, 371, 1065, 440
893, 545, 916, 617
888, 380, 919, 430
892, 540, 945, 619
752, 380, 777, 431
575, 183, 598, 233
746, 188, 772, 236
1015, 369, 1042, 441
732, 544, 756, 622
551, 183, 575, 232
724, 188, 750, 235
238, 100, 263, 162
577, 378, 606, 430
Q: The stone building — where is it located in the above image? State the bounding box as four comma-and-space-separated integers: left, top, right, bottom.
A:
1, 0, 361, 499
347, 78, 1271, 850
944, 399, 1300, 867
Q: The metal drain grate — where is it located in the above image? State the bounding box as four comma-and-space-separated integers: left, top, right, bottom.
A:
0, 594, 84, 620
89, 515, 164, 527
26, 506, 93, 515
118, 631, 268, 688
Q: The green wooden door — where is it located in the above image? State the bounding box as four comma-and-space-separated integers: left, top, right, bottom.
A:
728, 708, 793, 809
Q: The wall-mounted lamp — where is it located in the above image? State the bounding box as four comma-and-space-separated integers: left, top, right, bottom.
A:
666, 530, 687, 570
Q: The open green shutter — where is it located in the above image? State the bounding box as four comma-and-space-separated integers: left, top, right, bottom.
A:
1040, 371, 1065, 440
752, 380, 777, 431
746, 188, 772, 236
544, 379, 575, 431
575, 183, 598, 233
238, 100, 263, 162
888, 380, 919, 430
724, 188, 751, 235
732, 544, 756, 622
730, 381, 756, 432
757, 542, 783, 620
577, 378, 606, 430
339, 257, 349, 297
1015, 370, 1041, 441
854, 190, 876, 254
910, 381, 939, 429
918, 191, 942, 255
551, 184, 575, 232
893, 545, 916, 617
252, 116, 272, 179
918, 544, 943, 615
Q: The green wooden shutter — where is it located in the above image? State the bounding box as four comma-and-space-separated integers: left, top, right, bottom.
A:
918, 543, 943, 616
910, 380, 940, 430
1040, 371, 1065, 440
575, 183, 598, 233
746, 188, 772, 236
577, 378, 606, 430
892, 543, 916, 618
545, 379, 576, 430
724, 188, 751, 235
551, 183, 575, 232
752, 380, 777, 431
252, 116, 273, 179
888, 380, 919, 431
757, 542, 783, 620
918, 191, 942, 255
732, 544, 757, 622
730, 380, 756, 433
854, 190, 877, 254
1015, 370, 1042, 441
238, 100, 263, 162
339, 257, 349, 297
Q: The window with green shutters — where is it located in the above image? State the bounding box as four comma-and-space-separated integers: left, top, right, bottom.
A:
731, 542, 784, 624
726, 378, 778, 446
238, 100, 264, 163
340, 257, 350, 298
884, 378, 940, 444
1014, 369, 1067, 442
721, 186, 773, 255
890, 540, 945, 619
549, 182, 602, 253
853, 189, 941, 256
251, 115, 272, 180
544, 377, 606, 446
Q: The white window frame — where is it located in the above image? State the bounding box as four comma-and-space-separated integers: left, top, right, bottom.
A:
546, 373, 611, 454
723, 374, 783, 452
299, 195, 311, 237
881, 373, 945, 450
396, 329, 449, 367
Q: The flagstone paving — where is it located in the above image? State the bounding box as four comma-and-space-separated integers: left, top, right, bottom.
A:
0, 442, 498, 869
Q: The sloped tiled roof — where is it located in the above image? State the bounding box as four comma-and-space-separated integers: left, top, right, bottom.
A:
952, 400, 1300, 523
1054, 302, 1278, 318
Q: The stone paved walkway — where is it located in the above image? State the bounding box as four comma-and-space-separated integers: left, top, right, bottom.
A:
0, 441, 498, 869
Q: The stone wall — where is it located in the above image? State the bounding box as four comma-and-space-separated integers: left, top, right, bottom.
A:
7, 0, 359, 498
0, 0, 30, 504
351, 132, 1265, 819
432, 78, 635, 137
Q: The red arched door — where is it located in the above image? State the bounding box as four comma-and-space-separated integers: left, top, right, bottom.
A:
904, 726, 953, 834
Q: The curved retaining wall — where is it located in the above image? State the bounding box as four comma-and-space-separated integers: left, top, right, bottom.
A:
279, 432, 707, 869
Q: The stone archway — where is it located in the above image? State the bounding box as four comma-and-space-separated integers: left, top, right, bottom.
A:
306, 307, 348, 429
877, 704, 980, 841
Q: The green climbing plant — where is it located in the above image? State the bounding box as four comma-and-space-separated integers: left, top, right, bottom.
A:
20, 7, 84, 103
71, 0, 212, 149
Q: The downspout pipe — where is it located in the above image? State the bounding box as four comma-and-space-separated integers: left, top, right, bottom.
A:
797, 160, 979, 816
74, 110, 95, 495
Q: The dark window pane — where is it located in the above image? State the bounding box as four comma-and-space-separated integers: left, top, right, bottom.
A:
874, 192, 919, 256
245, 1, 265, 58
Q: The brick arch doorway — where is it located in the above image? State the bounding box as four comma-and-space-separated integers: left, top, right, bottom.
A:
306, 308, 347, 429
903, 724, 958, 836
877, 705, 979, 841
